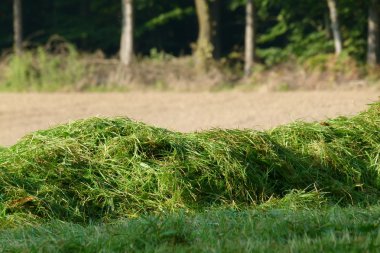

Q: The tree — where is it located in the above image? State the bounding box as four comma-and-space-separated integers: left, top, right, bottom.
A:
13, 0, 22, 54
244, 0, 255, 77
367, 0, 379, 66
326, 0, 342, 55
194, 0, 213, 70
120, 0, 134, 66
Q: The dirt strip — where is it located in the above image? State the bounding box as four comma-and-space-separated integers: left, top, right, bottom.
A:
0, 91, 379, 146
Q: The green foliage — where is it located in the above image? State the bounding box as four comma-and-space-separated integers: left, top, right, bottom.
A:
0, 0, 373, 64
287, 31, 334, 61
1, 45, 85, 91
134, 0, 198, 55
257, 21, 288, 45
256, 47, 290, 66
0, 103, 379, 224
136, 7, 194, 37
302, 52, 362, 78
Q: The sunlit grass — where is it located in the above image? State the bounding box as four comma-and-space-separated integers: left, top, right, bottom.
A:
0, 102, 378, 225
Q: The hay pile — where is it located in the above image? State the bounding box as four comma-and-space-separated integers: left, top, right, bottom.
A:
0, 102, 379, 223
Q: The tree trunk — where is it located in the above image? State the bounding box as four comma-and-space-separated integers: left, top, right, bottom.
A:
13, 0, 22, 55
326, 0, 342, 55
367, 0, 379, 66
194, 0, 213, 70
244, 0, 255, 77
120, 0, 134, 66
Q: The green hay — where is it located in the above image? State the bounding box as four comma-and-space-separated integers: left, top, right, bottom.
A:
0, 102, 379, 223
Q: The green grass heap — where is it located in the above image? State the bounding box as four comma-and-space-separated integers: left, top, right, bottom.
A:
0, 102, 379, 223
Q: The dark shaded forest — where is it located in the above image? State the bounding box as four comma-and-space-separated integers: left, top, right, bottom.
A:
0, 0, 379, 91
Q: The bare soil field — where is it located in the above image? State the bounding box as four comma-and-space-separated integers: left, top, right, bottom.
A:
0, 91, 379, 147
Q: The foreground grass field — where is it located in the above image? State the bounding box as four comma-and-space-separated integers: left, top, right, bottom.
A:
0, 101, 379, 252
1, 207, 380, 252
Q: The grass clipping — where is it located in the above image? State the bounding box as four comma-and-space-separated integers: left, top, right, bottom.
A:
0, 102, 379, 223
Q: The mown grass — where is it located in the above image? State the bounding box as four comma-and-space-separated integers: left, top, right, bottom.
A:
0, 102, 379, 252
1, 206, 380, 253
0, 102, 379, 225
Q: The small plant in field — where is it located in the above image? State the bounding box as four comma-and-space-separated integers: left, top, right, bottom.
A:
149, 48, 174, 61
0, 44, 85, 91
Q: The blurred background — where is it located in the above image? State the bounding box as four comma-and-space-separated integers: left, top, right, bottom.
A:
0, 0, 379, 146
1, 0, 380, 90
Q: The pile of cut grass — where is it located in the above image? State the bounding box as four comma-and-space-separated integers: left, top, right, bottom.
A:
0, 102, 379, 223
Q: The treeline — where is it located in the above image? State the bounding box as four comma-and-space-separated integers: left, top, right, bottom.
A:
1, 0, 380, 74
